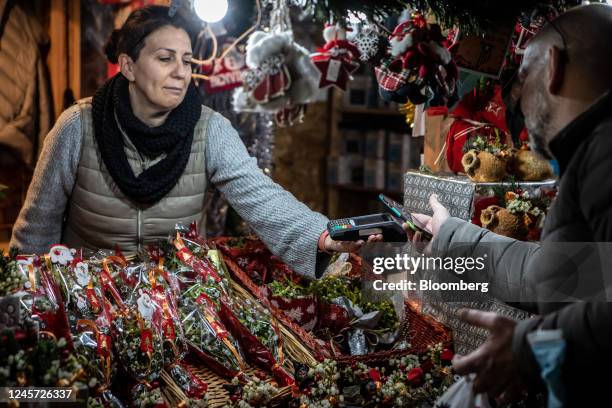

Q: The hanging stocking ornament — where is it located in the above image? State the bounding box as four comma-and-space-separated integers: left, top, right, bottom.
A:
232, 0, 319, 126
311, 24, 360, 91
375, 13, 458, 106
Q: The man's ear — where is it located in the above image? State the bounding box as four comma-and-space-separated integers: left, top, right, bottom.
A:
547, 46, 565, 95
118, 53, 135, 81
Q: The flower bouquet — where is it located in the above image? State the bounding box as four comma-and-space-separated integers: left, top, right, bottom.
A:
180, 297, 246, 377
73, 318, 124, 406
112, 291, 165, 385
172, 232, 232, 299
130, 382, 166, 408
49, 253, 113, 332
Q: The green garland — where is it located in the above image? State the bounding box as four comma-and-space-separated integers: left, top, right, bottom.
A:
298, 0, 405, 25
298, 0, 580, 32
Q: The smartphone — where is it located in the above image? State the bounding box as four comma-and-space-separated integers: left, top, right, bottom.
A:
378, 194, 433, 241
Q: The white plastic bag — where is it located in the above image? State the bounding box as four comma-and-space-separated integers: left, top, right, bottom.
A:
435, 375, 493, 408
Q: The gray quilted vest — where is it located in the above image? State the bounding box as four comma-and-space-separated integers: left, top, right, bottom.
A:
62, 97, 211, 253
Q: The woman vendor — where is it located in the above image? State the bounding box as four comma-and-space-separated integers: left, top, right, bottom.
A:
9, 5, 377, 279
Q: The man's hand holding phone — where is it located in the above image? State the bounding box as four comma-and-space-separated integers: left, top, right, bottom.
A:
403, 194, 450, 249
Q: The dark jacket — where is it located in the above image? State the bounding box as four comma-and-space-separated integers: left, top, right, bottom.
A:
0, 0, 52, 166
433, 90, 612, 406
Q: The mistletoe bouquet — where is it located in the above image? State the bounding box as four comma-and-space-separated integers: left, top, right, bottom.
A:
167, 363, 209, 401
170, 231, 232, 300
222, 373, 281, 408
0, 332, 93, 402
289, 344, 455, 408
181, 298, 246, 376
232, 297, 283, 364
130, 382, 166, 408
72, 320, 119, 400
50, 254, 112, 332
311, 276, 399, 330
112, 297, 165, 385
0, 248, 27, 296
124, 257, 188, 369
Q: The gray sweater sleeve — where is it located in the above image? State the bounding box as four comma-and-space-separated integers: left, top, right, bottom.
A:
10, 105, 82, 253
205, 112, 329, 279
432, 217, 541, 303
433, 217, 546, 390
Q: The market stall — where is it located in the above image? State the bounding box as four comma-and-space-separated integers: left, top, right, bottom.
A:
1, 0, 593, 407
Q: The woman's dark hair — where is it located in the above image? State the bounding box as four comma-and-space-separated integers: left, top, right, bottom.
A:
104, 5, 201, 64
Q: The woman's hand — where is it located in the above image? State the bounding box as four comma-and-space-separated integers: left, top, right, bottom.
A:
323, 233, 383, 253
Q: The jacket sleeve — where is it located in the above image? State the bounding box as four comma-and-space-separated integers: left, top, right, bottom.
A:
9, 105, 82, 254
432, 217, 541, 303
579, 124, 612, 241
205, 112, 329, 279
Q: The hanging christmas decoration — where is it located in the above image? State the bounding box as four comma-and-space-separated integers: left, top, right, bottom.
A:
196, 40, 248, 95
374, 13, 458, 107
311, 24, 360, 91
353, 23, 388, 64
398, 102, 416, 127
509, 5, 559, 65
232, 0, 319, 127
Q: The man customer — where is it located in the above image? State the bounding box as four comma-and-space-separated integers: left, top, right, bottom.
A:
412, 4, 612, 406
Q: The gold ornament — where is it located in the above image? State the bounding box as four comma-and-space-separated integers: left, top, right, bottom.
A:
399, 103, 416, 127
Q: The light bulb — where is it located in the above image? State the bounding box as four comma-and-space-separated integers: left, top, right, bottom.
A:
193, 0, 228, 23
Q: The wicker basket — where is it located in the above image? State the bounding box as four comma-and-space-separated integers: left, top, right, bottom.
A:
210, 238, 452, 365
161, 366, 292, 408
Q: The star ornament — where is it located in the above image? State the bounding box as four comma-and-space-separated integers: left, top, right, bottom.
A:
312, 52, 360, 91
485, 100, 503, 116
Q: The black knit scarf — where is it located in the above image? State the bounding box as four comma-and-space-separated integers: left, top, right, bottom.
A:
91, 74, 201, 205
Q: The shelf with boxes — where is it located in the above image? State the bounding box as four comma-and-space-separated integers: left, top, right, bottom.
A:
327, 129, 420, 192
325, 69, 424, 219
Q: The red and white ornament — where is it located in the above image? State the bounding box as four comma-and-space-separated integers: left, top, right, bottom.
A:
232, 30, 318, 126
375, 14, 458, 106
311, 24, 360, 91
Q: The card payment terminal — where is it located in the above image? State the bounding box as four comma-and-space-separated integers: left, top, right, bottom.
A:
327, 213, 407, 242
